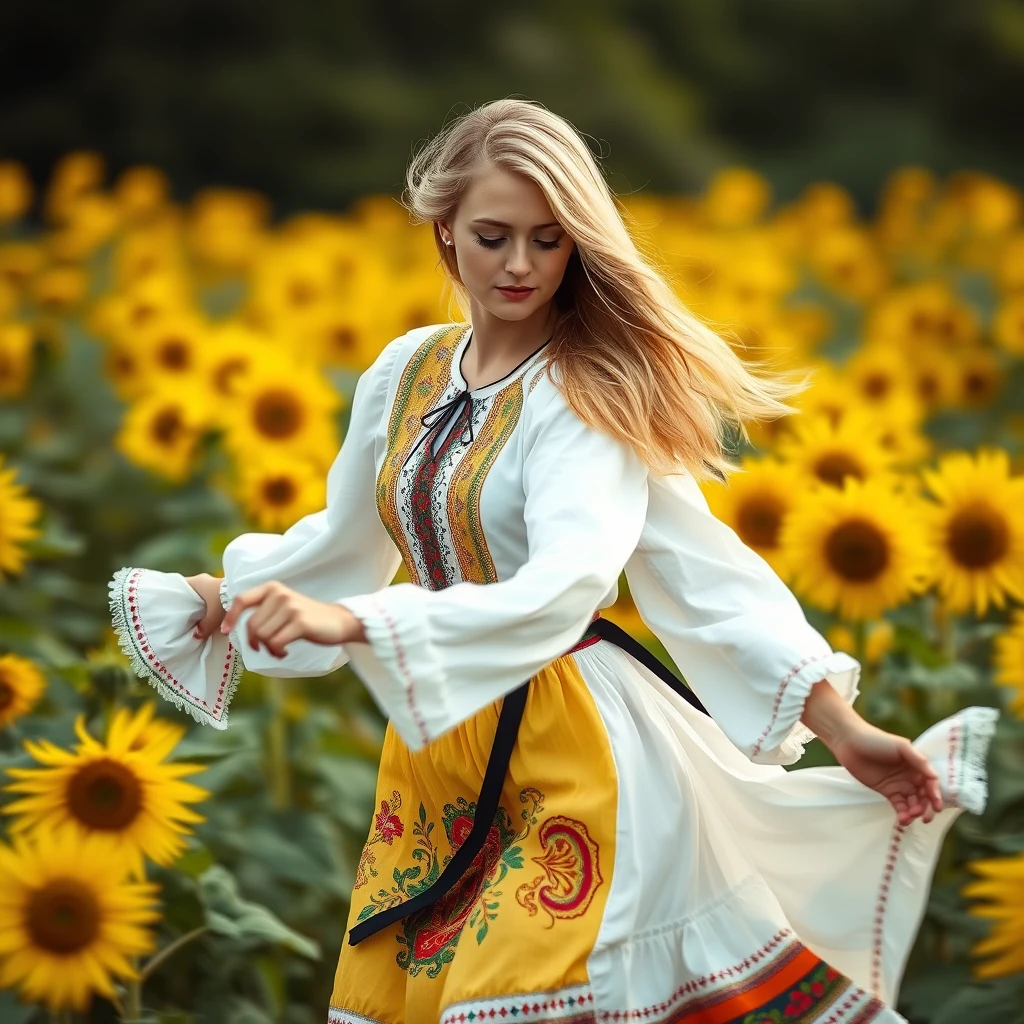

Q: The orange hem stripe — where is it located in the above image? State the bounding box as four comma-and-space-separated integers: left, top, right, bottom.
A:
679, 946, 823, 1024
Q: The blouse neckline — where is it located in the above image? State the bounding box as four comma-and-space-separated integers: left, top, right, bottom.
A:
449, 323, 551, 399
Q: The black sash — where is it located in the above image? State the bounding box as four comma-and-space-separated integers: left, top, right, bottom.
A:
347, 615, 709, 946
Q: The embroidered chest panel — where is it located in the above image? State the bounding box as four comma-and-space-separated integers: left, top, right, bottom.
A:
376, 324, 528, 589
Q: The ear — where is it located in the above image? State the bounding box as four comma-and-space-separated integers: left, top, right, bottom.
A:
437, 221, 453, 246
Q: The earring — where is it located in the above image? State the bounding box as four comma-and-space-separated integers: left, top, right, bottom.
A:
445, 239, 453, 246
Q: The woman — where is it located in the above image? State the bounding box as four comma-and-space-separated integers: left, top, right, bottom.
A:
110, 98, 997, 1024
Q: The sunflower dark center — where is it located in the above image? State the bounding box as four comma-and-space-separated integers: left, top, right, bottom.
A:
329, 326, 357, 353
111, 351, 136, 376
287, 280, 317, 307
263, 476, 296, 506
130, 303, 157, 326
213, 358, 246, 395
151, 408, 183, 445
735, 494, 786, 549
824, 518, 890, 582
66, 757, 143, 830
813, 451, 865, 488
917, 373, 939, 400
963, 371, 993, 399
158, 338, 191, 370
0, 675, 12, 711
862, 373, 891, 400
947, 504, 1009, 569
253, 391, 303, 439
26, 878, 102, 954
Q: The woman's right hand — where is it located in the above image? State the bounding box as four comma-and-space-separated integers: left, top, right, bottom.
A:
185, 573, 227, 641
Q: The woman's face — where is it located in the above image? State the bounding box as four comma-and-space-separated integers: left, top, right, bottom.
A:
438, 164, 576, 321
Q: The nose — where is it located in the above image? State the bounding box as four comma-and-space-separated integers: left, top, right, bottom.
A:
505, 240, 533, 277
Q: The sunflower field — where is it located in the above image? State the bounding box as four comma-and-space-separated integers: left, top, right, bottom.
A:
1, 152, 1023, 1023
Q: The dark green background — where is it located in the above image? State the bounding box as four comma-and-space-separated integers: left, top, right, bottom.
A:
2, 0, 1023, 215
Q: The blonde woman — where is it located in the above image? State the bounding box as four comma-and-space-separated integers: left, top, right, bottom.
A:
111, 99, 997, 1024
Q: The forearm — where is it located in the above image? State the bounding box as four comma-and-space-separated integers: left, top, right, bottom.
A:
800, 679, 863, 753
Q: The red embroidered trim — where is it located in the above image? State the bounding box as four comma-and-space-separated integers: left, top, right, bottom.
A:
369, 595, 431, 747
870, 821, 905, 996
440, 991, 595, 1024
947, 719, 961, 806
750, 654, 831, 759
593, 928, 793, 1020
126, 568, 234, 718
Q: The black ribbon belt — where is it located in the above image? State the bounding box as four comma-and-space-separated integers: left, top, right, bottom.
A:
347, 614, 710, 946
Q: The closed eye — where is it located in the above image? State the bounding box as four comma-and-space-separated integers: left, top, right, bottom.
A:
474, 235, 562, 251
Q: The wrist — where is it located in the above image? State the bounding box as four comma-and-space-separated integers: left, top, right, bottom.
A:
800, 679, 862, 754
335, 603, 368, 644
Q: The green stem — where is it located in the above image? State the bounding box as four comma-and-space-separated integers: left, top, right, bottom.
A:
139, 926, 207, 984
122, 964, 142, 1023
265, 676, 291, 809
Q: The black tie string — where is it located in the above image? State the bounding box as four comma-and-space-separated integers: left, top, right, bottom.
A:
419, 389, 474, 460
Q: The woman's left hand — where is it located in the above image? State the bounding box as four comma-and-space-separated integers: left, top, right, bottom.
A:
220, 582, 366, 658
832, 719, 944, 826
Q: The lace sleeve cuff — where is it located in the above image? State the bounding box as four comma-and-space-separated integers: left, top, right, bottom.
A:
749, 651, 862, 765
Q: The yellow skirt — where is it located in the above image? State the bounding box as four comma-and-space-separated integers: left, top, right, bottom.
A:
330, 648, 615, 1022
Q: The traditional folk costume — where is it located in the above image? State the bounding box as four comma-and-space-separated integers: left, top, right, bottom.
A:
110, 321, 997, 1024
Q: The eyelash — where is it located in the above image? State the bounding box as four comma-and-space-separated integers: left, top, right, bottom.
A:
473, 234, 562, 251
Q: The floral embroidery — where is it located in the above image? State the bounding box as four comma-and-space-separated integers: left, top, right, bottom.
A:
376, 326, 456, 579
356, 788, 577, 978
353, 790, 404, 890
448, 385, 526, 583
376, 322, 534, 589
515, 815, 602, 924
739, 961, 861, 1024
406, 400, 472, 589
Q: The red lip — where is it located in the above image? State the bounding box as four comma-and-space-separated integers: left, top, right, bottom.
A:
497, 286, 533, 292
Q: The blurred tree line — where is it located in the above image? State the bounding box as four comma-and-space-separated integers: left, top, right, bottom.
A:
1, 0, 1023, 217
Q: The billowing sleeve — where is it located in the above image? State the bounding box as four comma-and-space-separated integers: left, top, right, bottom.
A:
624, 470, 861, 766
335, 379, 650, 751
107, 332, 407, 729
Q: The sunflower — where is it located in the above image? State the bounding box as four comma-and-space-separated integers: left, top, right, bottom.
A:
223, 357, 341, 460
109, 700, 188, 759
807, 225, 889, 302
0, 826, 160, 1012
0, 321, 34, 398
992, 294, 1024, 356
0, 455, 42, 577
136, 310, 211, 389
0, 653, 46, 729
780, 476, 933, 621
921, 449, 1024, 616
235, 453, 327, 531
844, 344, 922, 418
963, 854, 1024, 979
203, 322, 277, 408
115, 387, 212, 483
3, 705, 209, 879
776, 411, 896, 489
792, 361, 863, 427
994, 611, 1024, 717
702, 456, 802, 575
911, 349, 962, 411
954, 348, 1004, 410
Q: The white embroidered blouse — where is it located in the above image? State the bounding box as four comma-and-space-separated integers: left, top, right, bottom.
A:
109, 322, 859, 766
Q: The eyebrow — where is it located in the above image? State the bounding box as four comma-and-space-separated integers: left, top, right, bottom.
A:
470, 218, 561, 229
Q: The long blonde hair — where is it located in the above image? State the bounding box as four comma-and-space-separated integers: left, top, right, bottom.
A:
402, 97, 801, 479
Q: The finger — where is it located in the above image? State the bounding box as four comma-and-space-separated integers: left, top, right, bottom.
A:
222, 586, 269, 632
245, 592, 288, 651
265, 623, 303, 659
890, 792, 909, 824
195, 609, 223, 640
253, 606, 297, 655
